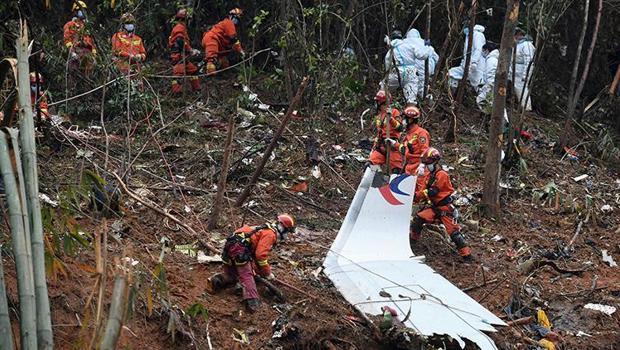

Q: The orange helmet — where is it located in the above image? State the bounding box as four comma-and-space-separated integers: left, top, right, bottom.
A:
229, 8, 243, 17
374, 90, 388, 104
421, 147, 441, 164
176, 9, 188, 20
276, 213, 296, 237
404, 105, 420, 119
29, 72, 44, 84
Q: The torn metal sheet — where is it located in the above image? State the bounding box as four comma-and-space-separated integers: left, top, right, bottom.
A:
323, 168, 506, 349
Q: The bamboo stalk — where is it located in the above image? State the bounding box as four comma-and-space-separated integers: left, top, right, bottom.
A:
0, 244, 15, 350
99, 274, 128, 350
0, 131, 37, 349
16, 21, 54, 348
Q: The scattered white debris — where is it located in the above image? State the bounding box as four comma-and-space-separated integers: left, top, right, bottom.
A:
584, 303, 616, 315
491, 235, 504, 242
258, 103, 270, 111
573, 174, 589, 182
184, 205, 191, 213
237, 107, 256, 118
311, 165, 322, 179
175, 244, 197, 257
576, 331, 592, 337
175, 175, 186, 180
39, 193, 58, 207
197, 251, 223, 263
122, 257, 139, 266
601, 250, 617, 267
454, 196, 471, 206
600, 204, 613, 213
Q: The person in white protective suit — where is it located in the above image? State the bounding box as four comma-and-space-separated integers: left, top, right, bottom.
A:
405, 28, 439, 100
476, 42, 499, 111
381, 30, 432, 105
513, 28, 535, 111
448, 24, 486, 90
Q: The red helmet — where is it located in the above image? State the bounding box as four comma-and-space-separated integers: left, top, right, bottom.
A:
374, 90, 388, 104
175, 9, 188, 20
29, 72, 44, 84
404, 105, 420, 119
277, 214, 296, 232
421, 147, 441, 164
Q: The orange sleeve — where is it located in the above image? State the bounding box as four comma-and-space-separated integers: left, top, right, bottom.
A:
63, 22, 75, 47
139, 37, 146, 58
39, 97, 49, 119
111, 34, 126, 58
254, 230, 276, 276
223, 19, 242, 52
434, 171, 454, 201
414, 173, 429, 203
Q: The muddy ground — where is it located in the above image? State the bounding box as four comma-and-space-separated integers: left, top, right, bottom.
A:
2, 73, 619, 349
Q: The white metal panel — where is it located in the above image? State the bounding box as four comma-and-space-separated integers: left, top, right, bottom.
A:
324, 169, 506, 350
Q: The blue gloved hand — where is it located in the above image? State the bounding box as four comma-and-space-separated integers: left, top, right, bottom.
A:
424, 39, 431, 46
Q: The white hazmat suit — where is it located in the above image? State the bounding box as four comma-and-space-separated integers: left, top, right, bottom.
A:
476, 49, 499, 111
406, 29, 439, 99
449, 24, 486, 89
382, 37, 432, 105
513, 37, 535, 111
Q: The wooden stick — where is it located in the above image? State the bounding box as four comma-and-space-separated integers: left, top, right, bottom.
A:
610, 64, 620, 95
462, 278, 498, 292
507, 316, 534, 326
235, 77, 309, 207
207, 112, 236, 230
272, 278, 318, 300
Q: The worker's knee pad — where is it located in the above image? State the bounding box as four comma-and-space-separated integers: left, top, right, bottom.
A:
450, 231, 468, 249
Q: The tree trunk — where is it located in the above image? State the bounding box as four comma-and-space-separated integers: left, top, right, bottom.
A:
207, 113, 236, 230
16, 22, 53, 349
481, 0, 519, 218
560, 0, 590, 149
423, 0, 432, 101
100, 274, 128, 350
455, 0, 477, 104
235, 77, 310, 207
434, 0, 464, 81
0, 245, 14, 350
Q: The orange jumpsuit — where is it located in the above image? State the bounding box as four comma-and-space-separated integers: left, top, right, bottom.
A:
31, 93, 50, 120
400, 124, 430, 175
168, 22, 200, 93
201, 17, 243, 68
368, 108, 403, 171
412, 168, 470, 257
111, 31, 146, 74
63, 18, 96, 74
220, 225, 277, 301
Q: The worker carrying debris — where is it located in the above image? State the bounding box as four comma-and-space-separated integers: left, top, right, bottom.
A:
63, 1, 96, 76
513, 28, 535, 111
367, 90, 403, 173
30, 72, 50, 121
209, 214, 296, 311
476, 42, 499, 112
381, 30, 432, 105
399, 105, 430, 175
168, 8, 201, 94
410, 148, 472, 261
201, 8, 245, 74
449, 24, 486, 91
111, 13, 147, 75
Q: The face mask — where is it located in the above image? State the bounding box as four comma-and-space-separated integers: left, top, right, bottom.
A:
427, 163, 435, 172
30, 85, 38, 94
277, 223, 288, 241
231, 17, 240, 25
124, 24, 135, 32
77, 10, 85, 19
463, 27, 469, 36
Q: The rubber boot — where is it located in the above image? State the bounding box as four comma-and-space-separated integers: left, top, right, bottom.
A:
209, 274, 225, 292
245, 298, 260, 313
171, 80, 182, 94
190, 77, 201, 91
450, 231, 473, 261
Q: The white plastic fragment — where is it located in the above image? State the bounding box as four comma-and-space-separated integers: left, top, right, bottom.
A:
584, 303, 616, 315
601, 250, 617, 267
576, 331, 592, 337
600, 204, 613, 213
39, 193, 58, 207
573, 174, 589, 182
197, 251, 223, 263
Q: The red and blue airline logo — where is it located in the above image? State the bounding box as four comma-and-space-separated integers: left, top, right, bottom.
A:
378, 174, 411, 205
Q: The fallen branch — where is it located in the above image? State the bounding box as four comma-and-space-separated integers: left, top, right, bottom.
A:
462, 278, 499, 292
272, 278, 318, 300
507, 316, 534, 326
110, 172, 217, 253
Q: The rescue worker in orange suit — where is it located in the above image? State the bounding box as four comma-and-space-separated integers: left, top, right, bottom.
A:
399, 105, 430, 175
367, 90, 403, 173
209, 214, 296, 311
111, 13, 146, 75
201, 8, 245, 74
168, 9, 201, 94
30, 72, 50, 121
411, 148, 472, 261
63, 1, 96, 76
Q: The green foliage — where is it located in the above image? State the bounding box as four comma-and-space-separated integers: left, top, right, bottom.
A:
105, 78, 155, 120
186, 302, 208, 322
249, 10, 270, 38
